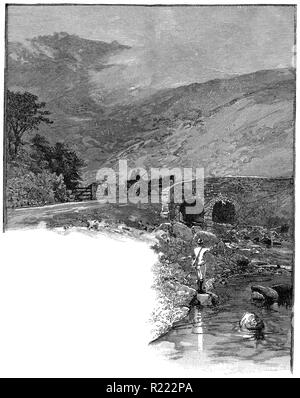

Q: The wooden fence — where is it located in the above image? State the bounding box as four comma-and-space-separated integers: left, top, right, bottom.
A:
72, 185, 93, 201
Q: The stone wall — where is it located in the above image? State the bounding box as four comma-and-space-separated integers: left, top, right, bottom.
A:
176, 177, 294, 227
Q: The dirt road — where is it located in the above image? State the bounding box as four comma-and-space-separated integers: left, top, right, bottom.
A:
5, 200, 107, 229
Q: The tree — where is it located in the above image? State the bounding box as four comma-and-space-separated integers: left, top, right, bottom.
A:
31, 135, 85, 190
6, 90, 53, 157
49, 142, 85, 190
30, 133, 52, 171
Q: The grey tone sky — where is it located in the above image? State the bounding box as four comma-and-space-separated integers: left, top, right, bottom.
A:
7, 5, 295, 89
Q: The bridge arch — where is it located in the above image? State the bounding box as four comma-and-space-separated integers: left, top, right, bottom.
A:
205, 194, 239, 224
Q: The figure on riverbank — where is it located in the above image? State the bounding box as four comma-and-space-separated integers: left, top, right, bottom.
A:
192, 238, 210, 293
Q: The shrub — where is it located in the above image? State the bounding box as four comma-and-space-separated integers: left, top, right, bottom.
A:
6, 170, 69, 208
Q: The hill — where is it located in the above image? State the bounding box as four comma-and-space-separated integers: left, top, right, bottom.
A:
7, 33, 295, 182
101, 68, 295, 180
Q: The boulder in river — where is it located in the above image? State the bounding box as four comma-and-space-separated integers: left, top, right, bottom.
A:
196, 293, 210, 306
271, 284, 293, 303
239, 312, 265, 331
251, 285, 279, 303
251, 291, 265, 301
190, 291, 219, 307
207, 292, 219, 306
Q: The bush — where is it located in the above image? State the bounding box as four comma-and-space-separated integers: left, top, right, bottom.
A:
52, 173, 69, 203
6, 134, 84, 208
6, 170, 69, 208
7, 148, 48, 178
30, 135, 85, 190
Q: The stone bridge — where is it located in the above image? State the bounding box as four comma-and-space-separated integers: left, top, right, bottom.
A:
90, 176, 293, 227
168, 176, 294, 227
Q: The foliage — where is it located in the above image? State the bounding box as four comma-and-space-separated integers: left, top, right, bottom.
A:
5, 90, 84, 207
7, 145, 50, 178
30, 135, 85, 190
6, 90, 53, 156
6, 170, 69, 208
47, 142, 85, 190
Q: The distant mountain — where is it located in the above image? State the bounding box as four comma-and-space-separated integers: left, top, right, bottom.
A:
7, 33, 295, 182
101, 68, 295, 180
8, 32, 131, 111
7, 33, 134, 174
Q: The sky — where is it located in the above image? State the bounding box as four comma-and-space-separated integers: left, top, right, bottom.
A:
7, 5, 296, 89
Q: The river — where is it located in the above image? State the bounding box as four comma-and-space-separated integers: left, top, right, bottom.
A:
151, 266, 292, 375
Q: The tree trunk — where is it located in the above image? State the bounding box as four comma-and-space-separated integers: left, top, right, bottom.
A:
14, 137, 21, 156
7, 138, 12, 156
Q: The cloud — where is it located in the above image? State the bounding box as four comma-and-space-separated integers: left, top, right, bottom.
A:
8, 5, 295, 92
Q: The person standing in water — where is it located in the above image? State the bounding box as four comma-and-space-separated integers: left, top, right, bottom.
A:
192, 238, 210, 293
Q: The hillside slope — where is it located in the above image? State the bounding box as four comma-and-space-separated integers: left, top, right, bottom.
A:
7, 33, 132, 170
101, 68, 295, 180
7, 33, 295, 181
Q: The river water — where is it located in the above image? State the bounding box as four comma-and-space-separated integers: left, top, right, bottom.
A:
151, 271, 293, 375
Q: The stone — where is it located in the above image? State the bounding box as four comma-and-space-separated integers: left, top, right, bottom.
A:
24, 216, 38, 224
239, 312, 264, 331
156, 223, 172, 232
155, 229, 170, 241
271, 284, 293, 301
193, 230, 219, 246
262, 236, 272, 245
280, 265, 292, 271
165, 281, 176, 290
128, 215, 138, 222
172, 222, 193, 241
251, 291, 265, 301
177, 285, 196, 300
270, 302, 279, 311
251, 260, 268, 266
280, 224, 290, 233
179, 285, 196, 293
205, 278, 215, 291
160, 211, 169, 219
216, 240, 226, 253
236, 255, 250, 268
251, 285, 279, 302
197, 293, 210, 306
207, 292, 219, 306
87, 219, 100, 230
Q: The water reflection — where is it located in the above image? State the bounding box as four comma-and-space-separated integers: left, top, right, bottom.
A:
191, 307, 204, 351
